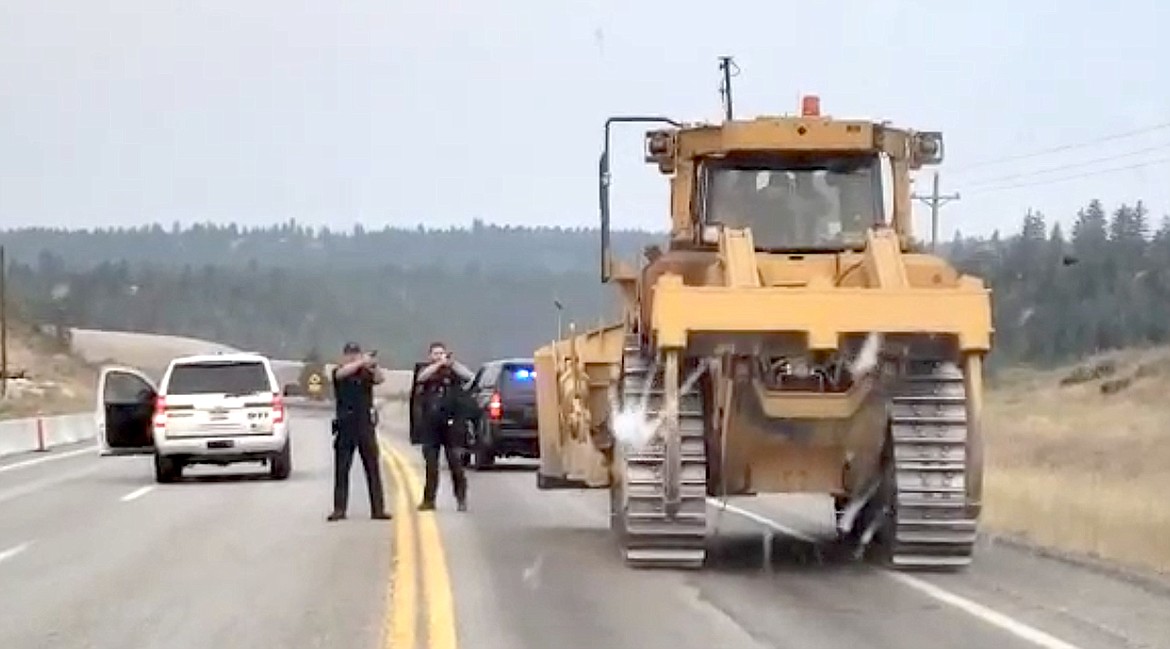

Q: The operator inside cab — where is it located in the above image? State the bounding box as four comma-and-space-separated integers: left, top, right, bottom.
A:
704, 156, 876, 249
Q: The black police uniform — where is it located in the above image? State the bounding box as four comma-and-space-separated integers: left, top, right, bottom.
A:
417, 366, 469, 510
329, 363, 388, 520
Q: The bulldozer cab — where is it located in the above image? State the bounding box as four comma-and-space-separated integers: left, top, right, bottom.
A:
596, 103, 945, 279
698, 153, 882, 252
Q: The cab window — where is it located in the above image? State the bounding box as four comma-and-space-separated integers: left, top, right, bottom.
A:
499, 363, 536, 397
701, 153, 881, 250
104, 371, 154, 403
479, 364, 502, 389
166, 361, 272, 395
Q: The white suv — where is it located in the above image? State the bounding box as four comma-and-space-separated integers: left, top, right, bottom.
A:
97, 352, 293, 483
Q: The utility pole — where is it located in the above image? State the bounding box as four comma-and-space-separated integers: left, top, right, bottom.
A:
717, 56, 737, 121
1, 245, 7, 398
911, 172, 960, 251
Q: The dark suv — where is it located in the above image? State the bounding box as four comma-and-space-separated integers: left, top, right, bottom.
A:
465, 358, 539, 469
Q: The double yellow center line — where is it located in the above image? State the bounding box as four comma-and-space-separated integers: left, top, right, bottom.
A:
380, 440, 459, 649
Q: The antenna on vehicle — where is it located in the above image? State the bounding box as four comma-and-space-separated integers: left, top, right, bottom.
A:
717, 55, 738, 121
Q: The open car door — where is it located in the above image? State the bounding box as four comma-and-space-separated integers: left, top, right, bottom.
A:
408, 362, 428, 445
95, 365, 158, 456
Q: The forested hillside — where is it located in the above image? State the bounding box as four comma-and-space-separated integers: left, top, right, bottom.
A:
1, 224, 660, 366
946, 199, 1170, 368
2, 199, 1166, 369
0, 220, 660, 274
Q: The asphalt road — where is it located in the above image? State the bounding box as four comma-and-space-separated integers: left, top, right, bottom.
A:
3, 406, 1170, 649
426, 457, 1170, 649
0, 408, 391, 649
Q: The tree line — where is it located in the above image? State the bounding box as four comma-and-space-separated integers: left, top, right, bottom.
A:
0, 220, 660, 275
946, 199, 1169, 369
3, 203, 1167, 370
5, 258, 620, 368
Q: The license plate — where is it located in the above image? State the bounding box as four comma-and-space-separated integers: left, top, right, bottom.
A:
207, 440, 234, 449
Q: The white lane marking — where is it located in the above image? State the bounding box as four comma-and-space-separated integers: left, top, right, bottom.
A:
711, 499, 1084, 649
0, 446, 97, 474
888, 572, 1083, 649
120, 485, 155, 502
0, 541, 31, 565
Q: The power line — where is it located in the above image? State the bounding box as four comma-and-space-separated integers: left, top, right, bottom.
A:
961, 156, 1170, 195
962, 142, 1170, 188
950, 120, 1170, 173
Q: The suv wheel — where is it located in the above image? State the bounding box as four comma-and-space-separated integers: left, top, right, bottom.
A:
154, 454, 182, 483
472, 420, 496, 470
270, 440, 292, 480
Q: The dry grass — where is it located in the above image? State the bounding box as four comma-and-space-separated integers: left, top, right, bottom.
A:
0, 324, 97, 420
984, 347, 1170, 576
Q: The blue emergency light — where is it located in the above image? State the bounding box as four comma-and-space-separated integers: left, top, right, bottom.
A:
513, 368, 535, 380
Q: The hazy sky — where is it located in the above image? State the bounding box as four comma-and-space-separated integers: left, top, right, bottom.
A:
2, 1, 1168, 240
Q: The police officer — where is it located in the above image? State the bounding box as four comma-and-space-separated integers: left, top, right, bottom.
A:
414, 341, 474, 511
327, 342, 391, 522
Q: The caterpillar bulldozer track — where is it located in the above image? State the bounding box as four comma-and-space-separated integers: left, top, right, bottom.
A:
532, 62, 993, 572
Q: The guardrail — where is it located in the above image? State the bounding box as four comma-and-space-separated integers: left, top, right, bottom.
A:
0, 397, 411, 461
0, 413, 95, 460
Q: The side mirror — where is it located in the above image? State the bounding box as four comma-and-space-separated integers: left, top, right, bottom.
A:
912, 131, 945, 166
597, 115, 682, 284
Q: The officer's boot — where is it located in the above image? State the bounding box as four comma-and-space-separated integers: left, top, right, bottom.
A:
444, 445, 468, 512
418, 474, 436, 511
418, 468, 437, 511
454, 468, 468, 512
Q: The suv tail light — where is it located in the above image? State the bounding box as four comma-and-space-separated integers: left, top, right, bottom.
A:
271, 393, 285, 424
488, 392, 502, 420
153, 396, 167, 429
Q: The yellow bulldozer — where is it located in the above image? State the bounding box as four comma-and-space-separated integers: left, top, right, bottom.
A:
532, 63, 993, 571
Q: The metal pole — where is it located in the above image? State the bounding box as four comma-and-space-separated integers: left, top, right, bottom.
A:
930, 173, 940, 250
911, 172, 960, 251
718, 56, 735, 121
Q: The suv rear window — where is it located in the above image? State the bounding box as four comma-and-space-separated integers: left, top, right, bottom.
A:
499, 363, 536, 397
166, 361, 272, 395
